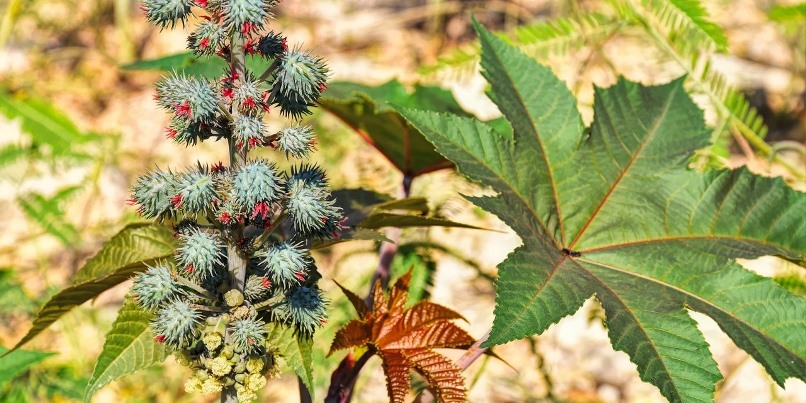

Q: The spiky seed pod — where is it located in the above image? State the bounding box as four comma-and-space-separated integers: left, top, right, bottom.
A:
286, 163, 327, 190
233, 75, 267, 116
188, 20, 227, 56
272, 49, 329, 119
233, 160, 281, 210
221, 0, 277, 35
141, 0, 194, 29
173, 168, 218, 214
257, 31, 287, 59
257, 241, 310, 289
130, 168, 178, 219
176, 228, 226, 278
230, 315, 267, 354
152, 300, 202, 347
277, 125, 315, 159
167, 116, 208, 146
285, 179, 341, 235
155, 74, 220, 123
244, 275, 272, 301
232, 115, 267, 150
272, 286, 327, 334
131, 264, 182, 311
201, 0, 223, 13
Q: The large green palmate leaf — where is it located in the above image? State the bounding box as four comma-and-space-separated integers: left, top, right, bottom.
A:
319, 80, 471, 177
7, 224, 176, 353
84, 298, 168, 402
400, 21, 806, 403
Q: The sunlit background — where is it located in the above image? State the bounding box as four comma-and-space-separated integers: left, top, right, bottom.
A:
1, 0, 804, 401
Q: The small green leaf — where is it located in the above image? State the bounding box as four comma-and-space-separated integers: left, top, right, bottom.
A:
264, 322, 315, 398
84, 298, 168, 402
0, 346, 54, 386
7, 224, 176, 353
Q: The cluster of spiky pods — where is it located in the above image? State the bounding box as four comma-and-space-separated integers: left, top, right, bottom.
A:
128, 0, 342, 400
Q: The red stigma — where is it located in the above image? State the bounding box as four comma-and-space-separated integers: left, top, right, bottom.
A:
241, 22, 256, 35
170, 193, 184, 208
165, 127, 178, 139
174, 101, 192, 119
247, 338, 254, 345
154, 335, 166, 343
211, 161, 226, 172
243, 97, 256, 109
199, 37, 210, 50
196, 0, 208, 7
222, 87, 234, 98
294, 272, 306, 282
251, 201, 270, 220
318, 82, 327, 93
126, 197, 138, 206
244, 39, 259, 55
186, 264, 194, 273
248, 137, 261, 149
261, 277, 271, 288
218, 212, 232, 224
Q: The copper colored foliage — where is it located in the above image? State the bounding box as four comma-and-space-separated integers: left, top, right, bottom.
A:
329, 272, 475, 403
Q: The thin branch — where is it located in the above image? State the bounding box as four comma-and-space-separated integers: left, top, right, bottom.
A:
325, 351, 375, 403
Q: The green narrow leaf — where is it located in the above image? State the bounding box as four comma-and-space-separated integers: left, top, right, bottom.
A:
0, 91, 95, 159
400, 20, 806, 402
0, 145, 27, 166
7, 224, 176, 353
358, 212, 487, 231
84, 298, 167, 401
644, 0, 729, 52
122, 52, 271, 79
769, 3, 806, 21
264, 322, 315, 398
0, 346, 54, 386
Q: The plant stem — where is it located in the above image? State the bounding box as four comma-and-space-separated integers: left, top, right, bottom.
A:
325, 350, 375, 403
223, 31, 248, 403
365, 175, 412, 302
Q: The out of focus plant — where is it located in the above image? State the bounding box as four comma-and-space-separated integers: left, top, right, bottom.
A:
425, 0, 805, 181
